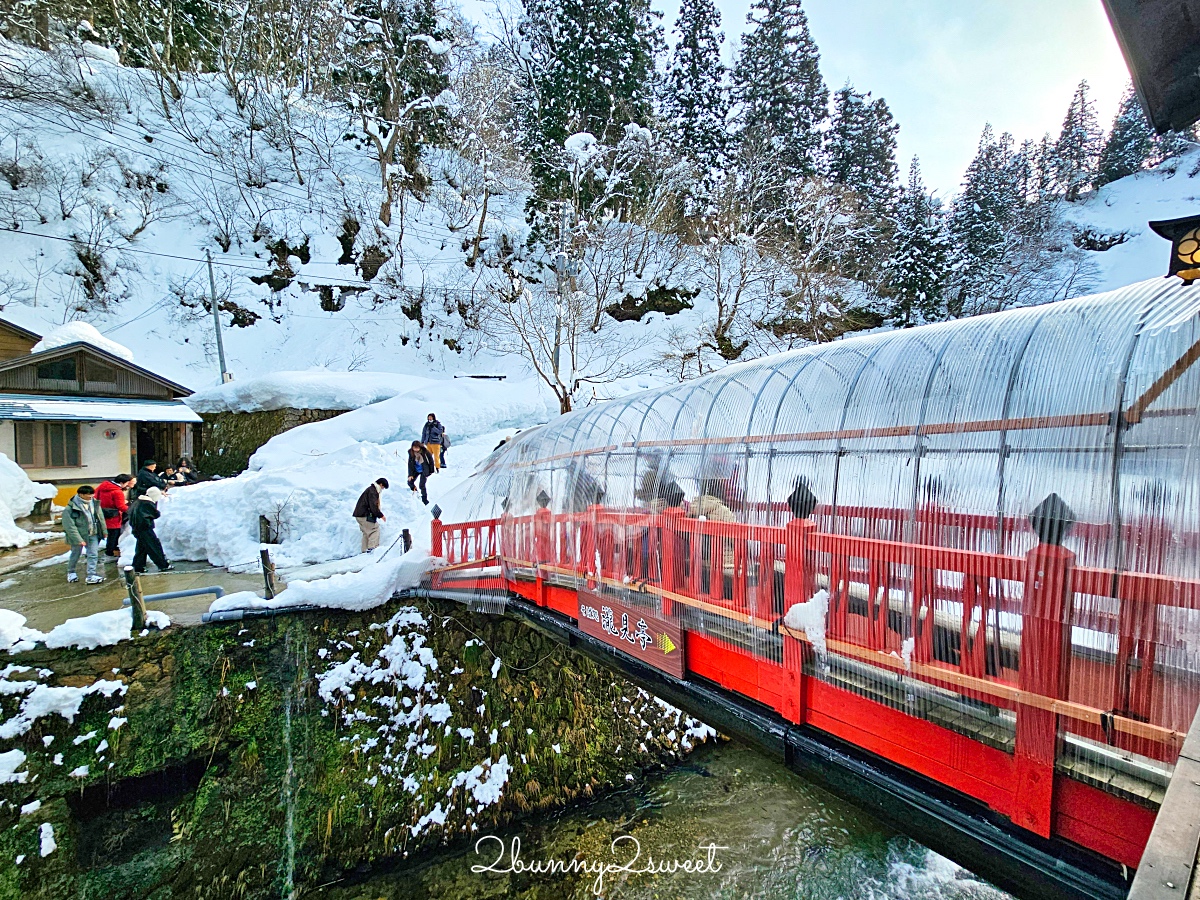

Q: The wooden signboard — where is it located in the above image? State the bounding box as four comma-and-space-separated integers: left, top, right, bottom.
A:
577, 589, 685, 678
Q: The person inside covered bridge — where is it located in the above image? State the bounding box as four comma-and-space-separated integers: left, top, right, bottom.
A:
689, 477, 738, 599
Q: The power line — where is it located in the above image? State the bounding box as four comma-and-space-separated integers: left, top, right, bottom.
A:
1, 226, 491, 294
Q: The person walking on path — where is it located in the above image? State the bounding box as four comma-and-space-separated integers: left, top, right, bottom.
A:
130, 486, 172, 573
132, 460, 168, 500
422, 414, 446, 470
96, 474, 134, 557
352, 478, 389, 552
407, 442, 436, 505
63, 485, 108, 584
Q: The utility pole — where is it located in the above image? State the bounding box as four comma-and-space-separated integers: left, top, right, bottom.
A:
553, 202, 570, 405
206, 250, 232, 383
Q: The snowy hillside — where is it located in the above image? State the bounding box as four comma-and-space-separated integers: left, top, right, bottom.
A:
1, 39, 1195, 406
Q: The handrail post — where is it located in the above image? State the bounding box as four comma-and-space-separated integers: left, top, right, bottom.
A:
431, 514, 443, 560
582, 505, 599, 588
781, 518, 816, 725
123, 566, 147, 632
534, 507, 552, 607
260, 548, 278, 599
660, 509, 684, 617
1015, 539, 1075, 838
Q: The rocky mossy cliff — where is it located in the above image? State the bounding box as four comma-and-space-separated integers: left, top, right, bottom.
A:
0, 600, 713, 899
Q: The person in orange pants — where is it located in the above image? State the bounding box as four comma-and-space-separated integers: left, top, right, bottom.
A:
422, 413, 446, 470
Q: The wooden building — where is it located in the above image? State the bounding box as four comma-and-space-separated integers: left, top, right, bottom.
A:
0, 320, 201, 504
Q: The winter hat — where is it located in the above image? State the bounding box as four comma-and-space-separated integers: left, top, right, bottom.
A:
144, 487, 164, 503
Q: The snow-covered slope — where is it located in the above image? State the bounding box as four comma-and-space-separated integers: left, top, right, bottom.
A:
155, 376, 552, 572
0, 39, 1196, 402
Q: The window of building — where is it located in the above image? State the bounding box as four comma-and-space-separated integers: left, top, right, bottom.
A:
36, 357, 77, 382
85, 359, 118, 384
14, 421, 81, 468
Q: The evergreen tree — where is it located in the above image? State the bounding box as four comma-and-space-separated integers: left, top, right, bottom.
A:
1155, 125, 1199, 163
824, 83, 899, 207
1053, 80, 1102, 200
947, 124, 1024, 315
661, 0, 728, 178
1095, 85, 1155, 187
732, 0, 827, 178
520, 0, 663, 201
884, 158, 950, 326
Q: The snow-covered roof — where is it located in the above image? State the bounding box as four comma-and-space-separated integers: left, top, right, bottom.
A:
0, 342, 192, 397
32, 321, 134, 362
0, 395, 201, 423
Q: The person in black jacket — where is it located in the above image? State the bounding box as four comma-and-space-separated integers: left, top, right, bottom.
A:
407, 441, 435, 505
130, 486, 172, 573
352, 478, 389, 552
131, 460, 168, 500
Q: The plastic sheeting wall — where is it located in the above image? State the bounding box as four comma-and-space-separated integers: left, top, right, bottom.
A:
449, 277, 1200, 797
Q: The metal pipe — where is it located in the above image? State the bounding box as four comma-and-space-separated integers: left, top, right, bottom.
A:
122, 585, 226, 606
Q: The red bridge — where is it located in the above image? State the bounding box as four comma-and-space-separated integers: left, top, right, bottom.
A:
421, 278, 1200, 900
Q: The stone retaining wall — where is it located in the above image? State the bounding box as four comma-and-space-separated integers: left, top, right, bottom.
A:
0, 600, 713, 899
198, 407, 346, 477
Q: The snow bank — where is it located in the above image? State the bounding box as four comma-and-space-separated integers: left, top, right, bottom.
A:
32, 321, 134, 362
0, 611, 44, 653
210, 551, 431, 615
186, 370, 421, 414
158, 376, 550, 571
0, 608, 169, 653
0, 454, 56, 549
783, 589, 830, 658
41, 609, 171, 651
246, 377, 548, 471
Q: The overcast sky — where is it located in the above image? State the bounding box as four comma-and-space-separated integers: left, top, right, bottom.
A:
462, 0, 1133, 198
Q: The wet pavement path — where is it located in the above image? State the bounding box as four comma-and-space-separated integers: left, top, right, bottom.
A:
0, 548, 265, 631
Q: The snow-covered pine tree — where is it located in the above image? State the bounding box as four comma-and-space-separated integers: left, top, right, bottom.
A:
1095, 85, 1155, 188
824, 83, 899, 208
519, 0, 663, 202
1053, 79, 1102, 201
883, 157, 950, 327
1155, 125, 1200, 164
731, 0, 827, 179
947, 124, 1024, 315
661, 0, 728, 180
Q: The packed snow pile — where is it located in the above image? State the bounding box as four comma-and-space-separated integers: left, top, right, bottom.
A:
31, 322, 135, 362
0, 454, 57, 549
186, 371, 418, 414
210, 551, 432, 615
783, 589, 830, 659
41, 609, 171, 651
0, 608, 170, 653
158, 375, 549, 575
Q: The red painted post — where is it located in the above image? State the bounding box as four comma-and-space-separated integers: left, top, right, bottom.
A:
431, 516, 444, 560
1014, 541, 1075, 838
581, 505, 599, 587
781, 519, 815, 725
659, 509, 684, 617
534, 507, 552, 564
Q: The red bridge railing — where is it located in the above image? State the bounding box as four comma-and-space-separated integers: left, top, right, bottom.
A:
431, 505, 1199, 869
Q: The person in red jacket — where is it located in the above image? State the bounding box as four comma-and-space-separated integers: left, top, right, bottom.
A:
96, 474, 134, 557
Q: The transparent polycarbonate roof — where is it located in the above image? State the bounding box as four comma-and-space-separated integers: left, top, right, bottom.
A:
464, 277, 1200, 576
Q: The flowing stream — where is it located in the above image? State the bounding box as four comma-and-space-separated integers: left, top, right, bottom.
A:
311, 740, 1013, 900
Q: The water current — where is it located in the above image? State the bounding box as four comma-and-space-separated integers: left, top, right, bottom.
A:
313, 740, 1014, 900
